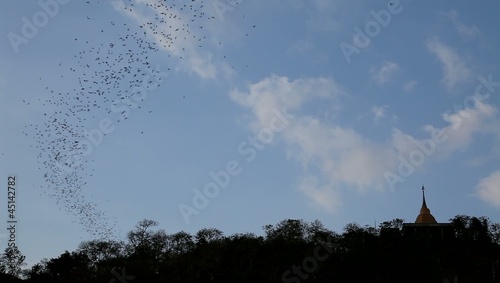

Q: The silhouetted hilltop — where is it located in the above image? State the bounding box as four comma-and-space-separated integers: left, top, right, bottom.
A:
0, 215, 499, 282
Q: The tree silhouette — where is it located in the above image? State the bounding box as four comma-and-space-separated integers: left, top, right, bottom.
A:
125, 219, 168, 281
193, 228, 225, 280
76, 239, 126, 281
19, 215, 500, 282
23, 258, 50, 282
0, 246, 26, 279
44, 250, 91, 281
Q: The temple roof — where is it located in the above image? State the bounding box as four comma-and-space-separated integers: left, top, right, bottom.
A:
415, 186, 437, 224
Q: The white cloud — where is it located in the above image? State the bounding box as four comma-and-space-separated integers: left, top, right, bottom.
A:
287, 122, 388, 196
181, 52, 217, 80
372, 105, 388, 123
297, 175, 342, 213
230, 75, 402, 211
371, 61, 399, 85
476, 170, 500, 207
230, 74, 500, 213
404, 80, 417, 92
229, 74, 344, 132
442, 10, 480, 39
467, 155, 490, 167
112, 0, 222, 81
424, 98, 497, 159
426, 37, 472, 90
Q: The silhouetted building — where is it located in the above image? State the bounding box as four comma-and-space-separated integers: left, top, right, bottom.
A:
402, 186, 454, 243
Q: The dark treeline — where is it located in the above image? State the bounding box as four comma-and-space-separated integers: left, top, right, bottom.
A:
1, 215, 500, 282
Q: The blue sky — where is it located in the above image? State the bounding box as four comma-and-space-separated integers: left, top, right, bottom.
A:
1, 0, 500, 268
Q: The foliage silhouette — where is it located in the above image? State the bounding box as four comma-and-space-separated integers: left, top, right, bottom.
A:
3, 215, 499, 282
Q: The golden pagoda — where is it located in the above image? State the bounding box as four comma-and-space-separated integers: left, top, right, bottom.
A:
415, 186, 437, 224
402, 185, 454, 242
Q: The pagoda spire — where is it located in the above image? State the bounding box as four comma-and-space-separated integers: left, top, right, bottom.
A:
422, 185, 427, 208
415, 185, 437, 224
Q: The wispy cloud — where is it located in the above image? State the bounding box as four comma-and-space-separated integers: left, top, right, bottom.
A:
442, 10, 480, 39
371, 61, 399, 85
475, 170, 500, 207
112, 0, 227, 81
404, 80, 417, 92
372, 105, 388, 124
230, 75, 401, 212
424, 99, 497, 160
230, 74, 500, 213
426, 37, 472, 90
229, 74, 344, 133
297, 175, 342, 213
